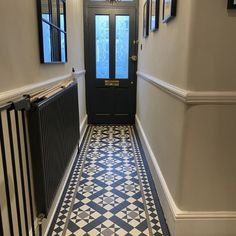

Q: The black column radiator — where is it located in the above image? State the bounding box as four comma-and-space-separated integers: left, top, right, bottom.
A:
27, 82, 80, 217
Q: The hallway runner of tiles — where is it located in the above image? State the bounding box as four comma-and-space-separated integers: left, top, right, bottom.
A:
49, 125, 170, 236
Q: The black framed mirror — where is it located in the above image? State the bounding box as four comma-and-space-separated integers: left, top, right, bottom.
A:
37, 0, 67, 64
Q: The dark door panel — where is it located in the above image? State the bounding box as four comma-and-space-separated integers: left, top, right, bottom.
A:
84, 1, 138, 124
94, 88, 114, 114
114, 88, 131, 114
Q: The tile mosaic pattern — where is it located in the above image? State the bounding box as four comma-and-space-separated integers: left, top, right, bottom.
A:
49, 126, 169, 236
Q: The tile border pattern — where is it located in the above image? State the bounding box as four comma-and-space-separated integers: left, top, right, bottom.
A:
48, 125, 170, 236
130, 126, 170, 236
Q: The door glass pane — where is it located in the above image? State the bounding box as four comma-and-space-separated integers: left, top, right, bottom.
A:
96, 15, 110, 79
115, 15, 130, 79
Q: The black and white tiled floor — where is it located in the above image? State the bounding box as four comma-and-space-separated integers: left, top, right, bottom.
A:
49, 126, 170, 236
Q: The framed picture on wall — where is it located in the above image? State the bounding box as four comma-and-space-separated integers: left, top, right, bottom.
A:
150, 0, 160, 31
162, 0, 177, 23
143, 1, 149, 38
227, 0, 236, 9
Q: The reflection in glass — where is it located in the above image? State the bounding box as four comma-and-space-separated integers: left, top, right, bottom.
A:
163, 0, 171, 20
151, 0, 156, 30
42, 13, 50, 22
52, 0, 59, 26
60, 1, 65, 30
41, 0, 50, 21
61, 32, 66, 62
52, 28, 60, 61
42, 22, 52, 63
115, 16, 129, 79
59, 0, 65, 15
60, 14, 65, 31
96, 15, 110, 79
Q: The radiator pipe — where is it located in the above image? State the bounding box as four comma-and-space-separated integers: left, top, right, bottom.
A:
0, 113, 14, 236
38, 214, 45, 236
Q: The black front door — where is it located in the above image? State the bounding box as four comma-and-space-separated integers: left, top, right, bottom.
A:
84, 1, 139, 124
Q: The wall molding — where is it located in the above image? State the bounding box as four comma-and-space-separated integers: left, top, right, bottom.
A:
135, 115, 236, 236
73, 69, 86, 79
137, 71, 236, 104
0, 73, 72, 106
0, 70, 86, 107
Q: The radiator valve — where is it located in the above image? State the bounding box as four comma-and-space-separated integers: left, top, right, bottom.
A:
38, 213, 45, 225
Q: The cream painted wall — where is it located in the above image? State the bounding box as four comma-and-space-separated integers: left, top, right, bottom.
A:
137, 0, 192, 209
137, 0, 236, 230
0, 0, 84, 92
67, 0, 85, 73
187, 0, 236, 91
137, 77, 186, 206
138, 0, 194, 89
180, 105, 236, 211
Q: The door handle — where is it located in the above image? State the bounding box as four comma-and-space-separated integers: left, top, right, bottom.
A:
130, 55, 137, 62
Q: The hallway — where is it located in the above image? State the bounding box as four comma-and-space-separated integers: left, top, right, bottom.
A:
49, 126, 169, 236
1, 0, 236, 235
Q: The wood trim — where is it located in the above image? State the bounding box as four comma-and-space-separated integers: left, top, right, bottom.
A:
73, 70, 86, 79
0, 70, 86, 107
137, 71, 187, 101
186, 91, 236, 104
0, 74, 71, 106
137, 71, 236, 104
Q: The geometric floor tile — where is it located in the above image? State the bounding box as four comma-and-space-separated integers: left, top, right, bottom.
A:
48, 125, 170, 236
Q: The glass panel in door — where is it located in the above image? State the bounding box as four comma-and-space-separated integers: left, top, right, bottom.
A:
115, 15, 130, 79
96, 15, 110, 79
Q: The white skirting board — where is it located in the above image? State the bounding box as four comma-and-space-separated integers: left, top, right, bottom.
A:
80, 115, 88, 146
135, 115, 236, 236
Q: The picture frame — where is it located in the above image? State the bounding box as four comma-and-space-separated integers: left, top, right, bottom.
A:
150, 0, 160, 32
162, 0, 177, 23
143, 1, 150, 38
227, 0, 236, 9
